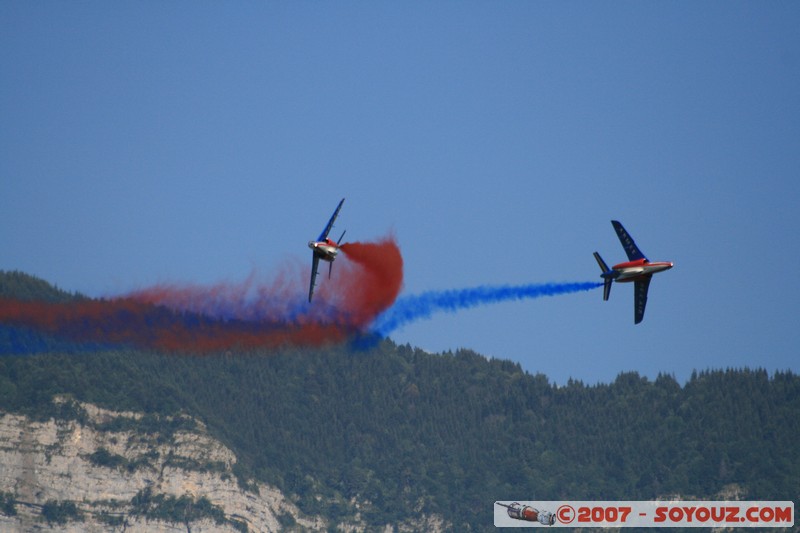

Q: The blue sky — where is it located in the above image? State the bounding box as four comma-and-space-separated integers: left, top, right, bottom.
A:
2, 3, 798, 384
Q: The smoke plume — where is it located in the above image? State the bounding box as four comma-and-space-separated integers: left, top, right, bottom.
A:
0, 237, 603, 353
370, 281, 603, 336
0, 237, 403, 353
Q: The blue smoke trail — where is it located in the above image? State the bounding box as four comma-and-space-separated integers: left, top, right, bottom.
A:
371, 281, 603, 337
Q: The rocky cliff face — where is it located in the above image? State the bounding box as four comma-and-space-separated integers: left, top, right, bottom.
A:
0, 397, 324, 532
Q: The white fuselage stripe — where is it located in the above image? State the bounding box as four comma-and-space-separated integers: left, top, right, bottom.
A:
615, 263, 672, 281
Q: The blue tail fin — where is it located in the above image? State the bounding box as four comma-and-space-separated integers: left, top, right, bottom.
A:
593, 252, 613, 301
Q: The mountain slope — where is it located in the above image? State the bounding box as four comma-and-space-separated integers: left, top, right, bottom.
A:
0, 397, 321, 532
0, 271, 798, 531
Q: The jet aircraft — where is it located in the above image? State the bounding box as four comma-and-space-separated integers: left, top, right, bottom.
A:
593, 220, 673, 324
308, 198, 346, 302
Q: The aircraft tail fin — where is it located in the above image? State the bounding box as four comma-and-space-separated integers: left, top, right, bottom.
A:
602, 278, 612, 301
594, 252, 613, 301
593, 251, 609, 273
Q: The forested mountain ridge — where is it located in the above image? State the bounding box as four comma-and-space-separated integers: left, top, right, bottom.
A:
0, 270, 82, 303
1, 271, 798, 531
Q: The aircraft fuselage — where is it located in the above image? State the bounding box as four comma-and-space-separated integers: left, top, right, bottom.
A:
610, 258, 673, 282
308, 239, 339, 262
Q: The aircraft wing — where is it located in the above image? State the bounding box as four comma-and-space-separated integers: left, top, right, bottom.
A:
317, 198, 345, 241
309, 255, 321, 302
612, 220, 647, 262
633, 275, 652, 324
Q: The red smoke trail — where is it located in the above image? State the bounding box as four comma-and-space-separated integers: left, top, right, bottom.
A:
335, 238, 404, 327
0, 237, 403, 353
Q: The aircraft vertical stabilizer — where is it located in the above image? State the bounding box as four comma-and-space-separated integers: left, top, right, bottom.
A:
593, 251, 613, 301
